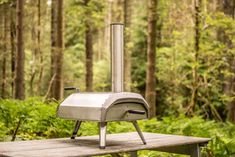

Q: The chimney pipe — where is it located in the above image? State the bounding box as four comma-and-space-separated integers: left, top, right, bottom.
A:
110, 23, 124, 92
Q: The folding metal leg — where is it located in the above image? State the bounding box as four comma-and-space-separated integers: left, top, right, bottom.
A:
132, 121, 146, 145
71, 120, 82, 139
99, 122, 107, 149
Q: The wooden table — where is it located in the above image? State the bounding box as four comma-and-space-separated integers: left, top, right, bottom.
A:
0, 132, 210, 157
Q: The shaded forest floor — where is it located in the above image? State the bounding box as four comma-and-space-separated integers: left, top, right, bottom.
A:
0, 98, 235, 157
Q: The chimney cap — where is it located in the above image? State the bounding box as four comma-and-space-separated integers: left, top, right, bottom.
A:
110, 23, 124, 26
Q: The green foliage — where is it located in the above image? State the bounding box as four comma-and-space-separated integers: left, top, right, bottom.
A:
131, 1, 147, 93
0, 98, 73, 140
93, 60, 111, 91
0, 0, 10, 4
132, 1, 235, 119
0, 98, 235, 157
143, 115, 235, 157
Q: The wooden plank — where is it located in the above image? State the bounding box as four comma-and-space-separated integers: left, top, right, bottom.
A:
0, 136, 206, 153
0, 133, 172, 152
0, 132, 210, 157
0, 132, 208, 148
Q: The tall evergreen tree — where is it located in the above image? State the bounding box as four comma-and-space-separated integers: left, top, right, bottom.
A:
29, 1, 37, 96
54, 0, 64, 99
15, 0, 25, 99
145, 0, 157, 118
1, 4, 7, 98
10, 2, 16, 98
84, 0, 93, 92
36, 0, 43, 94
221, 0, 235, 123
50, 0, 57, 98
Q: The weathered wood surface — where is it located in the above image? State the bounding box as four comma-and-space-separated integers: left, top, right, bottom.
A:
0, 132, 210, 157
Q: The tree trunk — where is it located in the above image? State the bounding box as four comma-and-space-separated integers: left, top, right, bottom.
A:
85, 25, 93, 92
124, 0, 132, 92
53, 0, 64, 100
223, 0, 235, 18
10, 4, 16, 98
84, 0, 93, 92
36, 0, 43, 95
222, 0, 235, 123
1, 5, 7, 98
51, 0, 57, 98
29, 6, 36, 96
114, 0, 124, 22
186, 0, 201, 115
145, 0, 157, 118
217, 0, 235, 123
0, 6, 2, 97
15, 0, 25, 100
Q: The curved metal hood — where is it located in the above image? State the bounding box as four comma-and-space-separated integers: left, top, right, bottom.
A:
57, 92, 150, 122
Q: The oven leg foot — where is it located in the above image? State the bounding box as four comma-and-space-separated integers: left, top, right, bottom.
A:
132, 121, 146, 145
99, 122, 107, 149
71, 120, 82, 139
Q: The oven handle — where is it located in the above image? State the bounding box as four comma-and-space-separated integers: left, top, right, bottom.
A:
127, 110, 145, 115
64, 87, 79, 92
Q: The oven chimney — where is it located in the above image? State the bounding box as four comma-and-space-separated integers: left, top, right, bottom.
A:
111, 23, 124, 92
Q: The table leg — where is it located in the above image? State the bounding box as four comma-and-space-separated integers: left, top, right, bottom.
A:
130, 151, 137, 157
190, 144, 201, 157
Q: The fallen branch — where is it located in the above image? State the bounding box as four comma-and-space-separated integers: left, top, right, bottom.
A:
11, 118, 22, 141
44, 74, 56, 101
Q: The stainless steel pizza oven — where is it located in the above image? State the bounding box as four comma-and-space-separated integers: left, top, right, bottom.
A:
57, 23, 150, 149
57, 92, 149, 122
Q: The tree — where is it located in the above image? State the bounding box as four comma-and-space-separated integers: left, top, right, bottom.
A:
110, 0, 123, 23
145, 0, 157, 118
124, 0, 132, 92
15, 0, 25, 100
10, 2, 16, 98
54, 0, 64, 99
50, 0, 57, 98
222, 0, 235, 17
50, 0, 64, 100
29, 1, 37, 96
36, 0, 43, 94
28, 0, 43, 96
186, 0, 202, 115
84, 0, 93, 92
1, 4, 8, 98
220, 0, 235, 123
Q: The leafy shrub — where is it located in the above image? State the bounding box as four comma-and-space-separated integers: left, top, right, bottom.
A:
143, 115, 235, 157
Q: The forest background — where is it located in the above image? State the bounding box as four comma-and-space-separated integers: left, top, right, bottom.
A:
0, 0, 235, 156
